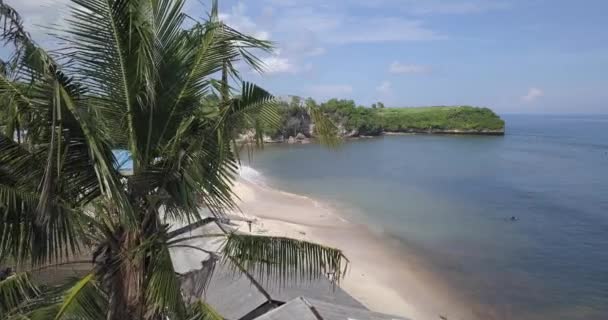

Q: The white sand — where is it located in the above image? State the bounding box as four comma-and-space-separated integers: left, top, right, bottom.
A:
229, 180, 482, 320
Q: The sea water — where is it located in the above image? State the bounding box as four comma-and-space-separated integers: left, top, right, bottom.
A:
244, 114, 608, 319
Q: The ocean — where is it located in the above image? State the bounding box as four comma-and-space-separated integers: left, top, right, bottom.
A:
242, 114, 608, 319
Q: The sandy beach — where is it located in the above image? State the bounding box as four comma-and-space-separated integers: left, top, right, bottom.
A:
228, 177, 481, 320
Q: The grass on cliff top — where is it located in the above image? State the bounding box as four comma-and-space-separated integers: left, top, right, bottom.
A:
377, 106, 505, 131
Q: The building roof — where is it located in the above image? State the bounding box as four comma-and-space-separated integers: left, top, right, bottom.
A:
254, 297, 317, 320
172, 221, 369, 319
182, 262, 271, 320
180, 258, 366, 319
253, 297, 411, 320
263, 275, 365, 309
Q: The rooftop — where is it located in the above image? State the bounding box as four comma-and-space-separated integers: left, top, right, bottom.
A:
169, 219, 405, 320
253, 297, 410, 320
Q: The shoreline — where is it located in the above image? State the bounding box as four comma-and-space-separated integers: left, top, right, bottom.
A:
251, 129, 505, 145
229, 177, 486, 320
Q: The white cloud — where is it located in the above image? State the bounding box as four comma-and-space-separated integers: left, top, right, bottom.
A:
261, 56, 296, 74
273, 10, 442, 44
389, 62, 430, 74
215, 1, 444, 78
257, 47, 315, 75
217, 2, 322, 76
522, 88, 544, 102
305, 47, 326, 56
260, 54, 313, 75
376, 81, 392, 95
403, 1, 509, 15
332, 18, 442, 43
219, 3, 271, 40
4, 0, 70, 42
257, 0, 511, 48
308, 84, 353, 98
279, 29, 327, 57
264, 0, 507, 15
263, 0, 300, 6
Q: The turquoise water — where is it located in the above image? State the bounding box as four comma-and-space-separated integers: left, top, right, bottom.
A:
244, 114, 608, 319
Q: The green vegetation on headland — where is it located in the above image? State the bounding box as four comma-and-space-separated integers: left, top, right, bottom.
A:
378, 105, 505, 133
268, 97, 505, 141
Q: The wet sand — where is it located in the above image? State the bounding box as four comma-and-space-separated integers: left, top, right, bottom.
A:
229, 179, 483, 320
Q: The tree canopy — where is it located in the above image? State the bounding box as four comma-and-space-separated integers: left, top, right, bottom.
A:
0, 0, 346, 319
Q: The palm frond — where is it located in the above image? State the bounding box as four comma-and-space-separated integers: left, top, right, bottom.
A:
0, 272, 39, 317
224, 82, 281, 134
154, 13, 222, 148
0, 0, 30, 47
53, 273, 107, 320
223, 233, 349, 285
0, 133, 86, 265
145, 246, 185, 319
2, 0, 348, 318
60, 0, 157, 171
186, 300, 223, 320
57, 86, 137, 226
308, 105, 341, 147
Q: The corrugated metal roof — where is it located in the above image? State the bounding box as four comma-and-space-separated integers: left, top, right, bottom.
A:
181, 259, 365, 319
254, 297, 411, 320
263, 274, 366, 309
182, 261, 270, 320
253, 297, 318, 320
173, 223, 370, 319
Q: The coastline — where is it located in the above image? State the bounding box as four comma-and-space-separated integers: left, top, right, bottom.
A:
382, 128, 505, 136
254, 128, 506, 144
228, 175, 485, 320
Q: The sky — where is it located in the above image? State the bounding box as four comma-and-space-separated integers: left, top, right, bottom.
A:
3, 0, 608, 113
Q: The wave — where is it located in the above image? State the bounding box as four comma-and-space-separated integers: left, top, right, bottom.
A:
237, 165, 349, 222
238, 165, 266, 185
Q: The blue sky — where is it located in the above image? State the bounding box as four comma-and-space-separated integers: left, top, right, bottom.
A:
5, 0, 608, 113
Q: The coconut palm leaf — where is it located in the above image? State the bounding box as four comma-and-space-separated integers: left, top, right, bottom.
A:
60, 0, 156, 168
0, 272, 40, 318
186, 300, 223, 320
223, 82, 281, 135
145, 246, 185, 319
0, 133, 85, 265
52, 273, 107, 320
223, 233, 349, 285
307, 105, 341, 146
1, 0, 348, 318
0, 0, 134, 263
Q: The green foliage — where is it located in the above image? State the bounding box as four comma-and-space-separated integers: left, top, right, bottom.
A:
0, 272, 39, 317
53, 274, 107, 320
223, 233, 348, 285
186, 301, 223, 320
272, 99, 312, 138
378, 106, 505, 131
271, 98, 503, 138
318, 99, 383, 136
0, 0, 349, 319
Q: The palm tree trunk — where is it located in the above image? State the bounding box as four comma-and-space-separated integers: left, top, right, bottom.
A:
107, 230, 145, 320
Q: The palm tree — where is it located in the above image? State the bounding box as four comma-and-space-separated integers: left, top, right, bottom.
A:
0, 0, 344, 319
